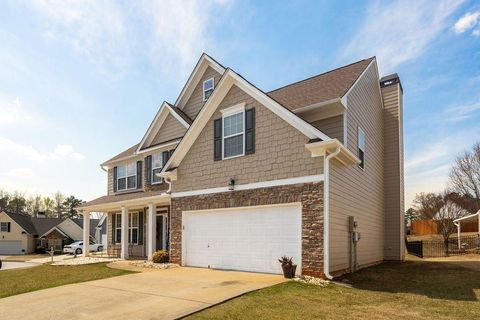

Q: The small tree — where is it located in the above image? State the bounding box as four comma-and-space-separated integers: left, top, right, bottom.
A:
7, 191, 27, 214
52, 192, 66, 218
43, 197, 54, 217
63, 196, 83, 219
413, 191, 469, 256
405, 208, 419, 227
26, 195, 42, 217
0, 189, 10, 212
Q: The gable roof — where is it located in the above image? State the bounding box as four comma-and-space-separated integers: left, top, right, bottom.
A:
162, 67, 332, 172
103, 143, 140, 165
268, 57, 374, 111
175, 53, 226, 108
31, 217, 66, 236
3, 211, 37, 234
136, 101, 191, 153
72, 218, 100, 237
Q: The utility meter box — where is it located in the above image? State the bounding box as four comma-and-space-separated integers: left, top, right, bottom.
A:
348, 216, 358, 232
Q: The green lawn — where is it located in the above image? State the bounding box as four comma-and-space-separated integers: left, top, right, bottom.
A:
0, 263, 134, 299
188, 260, 480, 320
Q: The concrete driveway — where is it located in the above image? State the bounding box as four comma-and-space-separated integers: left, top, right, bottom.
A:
0, 260, 39, 271
0, 267, 285, 320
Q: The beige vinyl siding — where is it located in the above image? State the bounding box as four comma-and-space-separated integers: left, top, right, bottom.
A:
311, 115, 344, 142
382, 83, 405, 260
329, 63, 385, 273
149, 114, 187, 147
182, 66, 223, 120
108, 168, 114, 195
173, 85, 324, 192
0, 211, 34, 254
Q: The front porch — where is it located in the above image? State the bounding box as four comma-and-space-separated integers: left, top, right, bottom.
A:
79, 190, 170, 260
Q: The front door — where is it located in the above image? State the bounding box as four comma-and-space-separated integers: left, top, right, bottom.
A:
156, 214, 166, 251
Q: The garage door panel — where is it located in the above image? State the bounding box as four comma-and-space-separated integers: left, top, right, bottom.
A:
0, 240, 23, 255
183, 204, 302, 275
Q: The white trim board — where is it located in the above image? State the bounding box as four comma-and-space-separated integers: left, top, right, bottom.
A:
172, 174, 325, 198
183, 202, 303, 214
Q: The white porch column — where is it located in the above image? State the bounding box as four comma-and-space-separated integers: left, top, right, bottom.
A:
147, 203, 156, 260
121, 206, 128, 259
83, 211, 90, 257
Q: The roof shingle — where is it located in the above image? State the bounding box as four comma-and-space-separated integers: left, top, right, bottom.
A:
267, 58, 374, 111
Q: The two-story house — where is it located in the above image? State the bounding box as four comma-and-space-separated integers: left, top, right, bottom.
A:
79, 54, 404, 278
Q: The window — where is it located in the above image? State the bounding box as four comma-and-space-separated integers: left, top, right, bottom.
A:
222, 107, 245, 159
358, 128, 366, 169
0, 222, 9, 232
117, 162, 137, 191
128, 212, 139, 245
151, 153, 163, 184
203, 78, 214, 101
115, 213, 122, 243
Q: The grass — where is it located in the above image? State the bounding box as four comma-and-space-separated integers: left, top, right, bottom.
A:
188, 260, 480, 320
0, 263, 134, 299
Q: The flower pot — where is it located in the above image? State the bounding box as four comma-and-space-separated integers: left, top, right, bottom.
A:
281, 264, 297, 278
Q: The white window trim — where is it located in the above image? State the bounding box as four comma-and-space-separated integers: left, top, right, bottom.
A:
222, 104, 245, 160
0, 222, 8, 232
203, 77, 214, 101
117, 163, 137, 192
114, 213, 122, 244
128, 212, 139, 245
358, 127, 366, 170
151, 153, 163, 185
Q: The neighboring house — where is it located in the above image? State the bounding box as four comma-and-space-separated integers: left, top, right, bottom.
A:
79, 54, 404, 278
0, 211, 102, 254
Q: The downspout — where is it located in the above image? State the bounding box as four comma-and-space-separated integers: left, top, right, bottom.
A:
165, 178, 172, 194
323, 146, 341, 280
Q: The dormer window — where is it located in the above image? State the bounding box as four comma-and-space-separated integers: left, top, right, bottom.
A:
203, 78, 214, 101
117, 162, 137, 191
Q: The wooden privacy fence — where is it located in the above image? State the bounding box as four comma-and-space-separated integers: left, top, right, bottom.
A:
411, 219, 479, 235
406, 234, 480, 257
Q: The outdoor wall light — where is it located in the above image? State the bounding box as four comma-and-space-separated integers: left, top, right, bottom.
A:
228, 178, 235, 191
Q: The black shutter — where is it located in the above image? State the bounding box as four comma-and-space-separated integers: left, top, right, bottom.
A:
113, 167, 118, 192
146, 156, 152, 184
137, 161, 142, 189
7, 222, 10, 232
245, 108, 255, 155
138, 211, 144, 245
168, 149, 174, 159
214, 118, 222, 161
111, 214, 116, 244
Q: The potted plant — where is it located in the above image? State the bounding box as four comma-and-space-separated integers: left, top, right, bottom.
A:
278, 256, 296, 278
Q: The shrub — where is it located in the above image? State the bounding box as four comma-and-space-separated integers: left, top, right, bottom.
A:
152, 250, 169, 263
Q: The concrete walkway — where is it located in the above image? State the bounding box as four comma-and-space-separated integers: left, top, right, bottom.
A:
0, 261, 39, 271
0, 267, 286, 320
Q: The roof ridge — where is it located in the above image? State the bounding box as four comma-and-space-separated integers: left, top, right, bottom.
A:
267, 57, 375, 94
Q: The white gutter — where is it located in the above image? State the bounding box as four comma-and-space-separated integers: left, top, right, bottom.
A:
323, 146, 341, 280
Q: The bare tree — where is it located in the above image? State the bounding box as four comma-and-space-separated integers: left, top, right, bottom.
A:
26, 195, 42, 217
450, 142, 480, 210
414, 191, 469, 256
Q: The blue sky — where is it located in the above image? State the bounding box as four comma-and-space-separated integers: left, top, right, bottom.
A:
0, 0, 479, 207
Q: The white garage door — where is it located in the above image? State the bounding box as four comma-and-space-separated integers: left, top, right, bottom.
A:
183, 203, 302, 275
0, 240, 23, 255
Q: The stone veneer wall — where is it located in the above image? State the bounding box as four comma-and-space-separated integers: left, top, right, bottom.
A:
170, 182, 324, 277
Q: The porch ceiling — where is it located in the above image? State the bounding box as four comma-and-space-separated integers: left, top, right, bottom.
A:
79, 190, 170, 212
